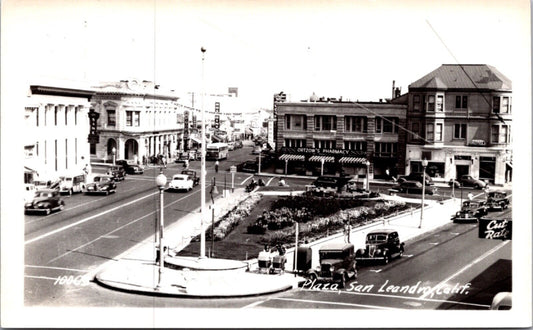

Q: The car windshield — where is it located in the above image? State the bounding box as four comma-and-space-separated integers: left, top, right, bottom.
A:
94, 177, 101, 182
36, 192, 53, 198
319, 251, 343, 260
367, 234, 388, 243
173, 177, 184, 181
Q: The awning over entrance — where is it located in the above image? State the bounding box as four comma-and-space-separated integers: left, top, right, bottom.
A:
308, 155, 335, 163
339, 157, 367, 164
279, 154, 305, 161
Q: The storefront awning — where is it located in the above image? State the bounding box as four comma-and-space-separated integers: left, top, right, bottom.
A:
308, 155, 335, 163
190, 137, 201, 144
339, 157, 367, 164
279, 154, 305, 161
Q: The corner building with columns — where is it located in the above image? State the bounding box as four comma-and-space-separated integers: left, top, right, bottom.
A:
90, 80, 184, 164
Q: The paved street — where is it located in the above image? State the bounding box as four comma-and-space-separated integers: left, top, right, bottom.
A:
24, 144, 512, 309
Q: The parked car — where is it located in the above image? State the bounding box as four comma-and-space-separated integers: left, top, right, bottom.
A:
227, 142, 235, 151
486, 191, 510, 211
107, 165, 126, 181
24, 189, 65, 215
395, 180, 437, 195
452, 200, 488, 222
306, 243, 357, 288
237, 160, 258, 173
116, 160, 144, 174
168, 174, 193, 191
85, 175, 117, 195
356, 229, 404, 264
312, 175, 351, 191
174, 152, 190, 163
181, 169, 200, 186
234, 140, 243, 149
398, 172, 433, 186
24, 183, 38, 204
58, 172, 87, 195
449, 175, 487, 189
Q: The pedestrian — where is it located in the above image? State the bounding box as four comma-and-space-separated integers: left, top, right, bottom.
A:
184, 159, 189, 169
468, 192, 474, 201
215, 160, 219, 173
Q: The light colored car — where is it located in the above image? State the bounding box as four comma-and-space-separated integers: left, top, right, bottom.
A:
168, 174, 193, 191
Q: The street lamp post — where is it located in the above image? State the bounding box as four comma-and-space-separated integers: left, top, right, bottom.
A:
112, 147, 116, 166
258, 152, 261, 174
320, 159, 325, 176
200, 47, 207, 258
418, 159, 428, 229
365, 160, 370, 191
285, 159, 288, 175
155, 170, 167, 289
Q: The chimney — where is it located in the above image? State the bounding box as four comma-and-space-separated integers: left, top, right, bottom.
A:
392, 80, 396, 99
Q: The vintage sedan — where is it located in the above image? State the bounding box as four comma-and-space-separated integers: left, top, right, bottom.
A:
486, 191, 510, 211
449, 175, 487, 189
168, 174, 193, 192
107, 165, 126, 181
306, 243, 357, 288
452, 200, 488, 222
181, 169, 200, 186
85, 175, 117, 195
356, 229, 404, 264
395, 180, 437, 195
24, 189, 65, 215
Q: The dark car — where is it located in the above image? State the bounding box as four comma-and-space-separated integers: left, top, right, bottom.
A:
395, 180, 437, 195
181, 169, 200, 186
107, 165, 126, 181
306, 243, 357, 288
234, 140, 243, 149
116, 160, 144, 175
356, 229, 404, 264
398, 172, 433, 186
449, 175, 487, 189
237, 160, 258, 173
85, 175, 117, 195
24, 189, 65, 215
486, 191, 510, 211
312, 175, 351, 191
452, 200, 488, 222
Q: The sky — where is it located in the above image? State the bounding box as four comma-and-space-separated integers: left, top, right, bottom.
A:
2, 0, 529, 111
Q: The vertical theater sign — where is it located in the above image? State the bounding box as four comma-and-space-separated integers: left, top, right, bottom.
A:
88, 109, 100, 144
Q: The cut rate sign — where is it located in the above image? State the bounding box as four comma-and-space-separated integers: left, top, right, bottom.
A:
478, 218, 512, 240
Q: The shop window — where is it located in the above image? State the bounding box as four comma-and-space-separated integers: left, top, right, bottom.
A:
454, 123, 466, 139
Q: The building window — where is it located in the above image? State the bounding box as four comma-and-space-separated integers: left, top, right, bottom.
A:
413, 95, 421, 111
107, 109, 116, 126
502, 97, 510, 113
426, 123, 434, 141
427, 95, 435, 112
126, 111, 133, 126
35, 108, 39, 127
344, 141, 367, 151
435, 123, 443, 141
134, 111, 140, 126
436, 95, 443, 111
374, 142, 397, 157
454, 123, 467, 139
492, 97, 500, 113
491, 125, 509, 144
54, 106, 58, 126
345, 116, 367, 132
411, 122, 420, 141
314, 140, 336, 149
65, 106, 68, 125
286, 115, 307, 130
284, 139, 306, 147
376, 117, 398, 133
455, 95, 468, 109
314, 115, 337, 131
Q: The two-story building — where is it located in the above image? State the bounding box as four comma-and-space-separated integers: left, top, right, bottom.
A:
274, 98, 407, 179
405, 64, 512, 185
90, 80, 183, 164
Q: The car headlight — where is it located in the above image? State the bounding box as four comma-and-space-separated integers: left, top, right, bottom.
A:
329, 266, 335, 272
376, 249, 382, 255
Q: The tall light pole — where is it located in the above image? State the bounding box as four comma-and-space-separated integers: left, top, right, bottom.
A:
418, 159, 428, 229
200, 47, 207, 258
258, 152, 262, 174
365, 160, 370, 191
112, 147, 116, 166
320, 158, 325, 176
155, 170, 167, 289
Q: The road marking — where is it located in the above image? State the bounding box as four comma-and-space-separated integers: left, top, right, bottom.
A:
419, 240, 510, 299
240, 175, 254, 185
451, 232, 460, 235
403, 254, 414, 257
242, 300, 267, 309
369, 269, 382, 273
24, 265, 88, 272
302, 288, 491, 308
429, 243, 439, 245
25, 192, 160, 245
46, 191, 198, 263
272, 297, 398, 310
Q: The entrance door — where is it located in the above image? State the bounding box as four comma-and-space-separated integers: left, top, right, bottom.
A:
456, 165, 469, 179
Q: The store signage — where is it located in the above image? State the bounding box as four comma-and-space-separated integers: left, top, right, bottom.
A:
454, 155, 472, 160
470, 139, 486, 146
184, 110, 189, 138
280, 146, 365, 157
478, 218, 512, 240
87, 109, 100, 144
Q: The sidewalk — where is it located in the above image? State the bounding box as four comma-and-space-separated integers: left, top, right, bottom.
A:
94, 187, 462, 298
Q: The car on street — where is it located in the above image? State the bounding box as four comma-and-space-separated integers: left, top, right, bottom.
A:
116, 160, 144, 174
486, 190, 510, 211
58, 172, 87, 195
168, 174, 193, 192
237, 160, 258, 173
227, 142, 235, 151
181, 169, 200, 186
398, 172, 433, 186
234, 140, 243, 149
356, 229, 405, 264
306, 243, 357, 288
24, 189, 65, 215
449, 175, 487, 189
24, 183, 38, 204
107, 165, 126, 181
312, 175, 351, 191
452, 200, 488, 222
394, 180, 437, 195
85, 175, 117, 195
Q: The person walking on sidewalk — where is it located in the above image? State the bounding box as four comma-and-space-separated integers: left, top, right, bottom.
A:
215, 160, 219, 173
